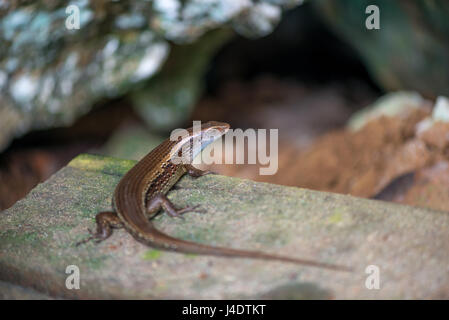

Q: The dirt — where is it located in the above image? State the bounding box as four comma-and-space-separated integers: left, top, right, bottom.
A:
287, 108, 433, 198
193, 78, 449, 211
293, 108, 449, 212
0, 148, 67, 210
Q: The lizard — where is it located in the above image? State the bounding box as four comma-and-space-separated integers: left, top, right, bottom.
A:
77, 121, 351, 272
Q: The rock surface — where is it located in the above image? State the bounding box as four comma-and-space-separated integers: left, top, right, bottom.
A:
1, 154, 448, 299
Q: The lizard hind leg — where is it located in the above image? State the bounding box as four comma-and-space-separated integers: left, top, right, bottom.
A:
146, 193, 204, 220
76, 211, 123, 246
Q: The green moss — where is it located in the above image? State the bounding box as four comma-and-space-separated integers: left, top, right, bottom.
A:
143, 249, 162, 260
327, 210, 344, 224
68, 154, 135, 176
0, 230, 40, 247
85, 255, 109, 270
74, 204, 102, 219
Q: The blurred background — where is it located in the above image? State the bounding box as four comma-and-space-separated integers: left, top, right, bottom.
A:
1, 0, 449, 212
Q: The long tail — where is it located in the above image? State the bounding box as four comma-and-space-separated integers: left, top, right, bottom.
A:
135, 224, 352, 272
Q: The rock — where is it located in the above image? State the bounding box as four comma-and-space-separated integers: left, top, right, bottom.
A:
413, 95, 449, 151
316, 0, 449, 98
291, 105, 433, 198
0, 1, 301, 151
0, 281, 53, 300
431, 96, 449, 123
347, 91, 431, 131
131, 28, 233, 131
99, 125, 164, 161
1, 153, 448, 299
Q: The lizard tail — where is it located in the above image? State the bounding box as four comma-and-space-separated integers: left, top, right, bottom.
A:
135, 224, 352, 272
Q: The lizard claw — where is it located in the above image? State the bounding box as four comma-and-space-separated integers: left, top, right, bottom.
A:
167, 205, 206, 218
76, 228, 100, 246
76, 234, 95, 247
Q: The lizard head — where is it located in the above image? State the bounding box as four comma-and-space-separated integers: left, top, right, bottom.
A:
169, 121, 230, 164
198, 121, 230, 137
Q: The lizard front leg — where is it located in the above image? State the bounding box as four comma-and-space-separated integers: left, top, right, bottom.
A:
184, 164, 215, 177
76, 211, 123, 246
